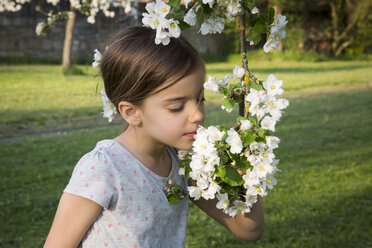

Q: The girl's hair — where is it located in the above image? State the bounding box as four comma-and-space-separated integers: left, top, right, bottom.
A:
100, 26, 205, 111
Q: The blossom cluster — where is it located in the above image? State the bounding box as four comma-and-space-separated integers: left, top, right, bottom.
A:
91, 48, 117, 123
0, 0, 31, 12
142, 0, 181, 45
263, 14, 288, 53
179, 71, 289, 216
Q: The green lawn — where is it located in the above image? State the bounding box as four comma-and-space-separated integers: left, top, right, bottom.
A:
1, 78, 371, 247
1, 60, 371, 138
1, 60, 371, 247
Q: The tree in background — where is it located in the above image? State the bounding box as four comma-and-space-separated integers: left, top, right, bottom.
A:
0, 0, 137, 73
269, 0, 372, 56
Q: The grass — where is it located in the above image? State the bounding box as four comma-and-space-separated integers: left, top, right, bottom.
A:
1, 85, 372, 247
1, 60, 371, 138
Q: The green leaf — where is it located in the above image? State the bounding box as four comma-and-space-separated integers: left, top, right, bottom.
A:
202, 4, 213, 15
236, 156, 252, 173
223, 97, 235, 109
168, 0, 180, 10
185, 165, 192, 180
219, 152, 230, 166
249, 82, 264, 91
167, 194, 180, 204
243, 0, 254, 10
248, 116, 257, 126
253, 20, 266, 33
258, 128, 266, 138
242, 130, 256, 146
269, 7, 275, 25
247, 30, 261, 45
178, 20, 191, 30
221, 166, 244, 186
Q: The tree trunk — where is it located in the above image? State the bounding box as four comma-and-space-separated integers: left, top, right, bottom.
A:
62, 9, 77, 73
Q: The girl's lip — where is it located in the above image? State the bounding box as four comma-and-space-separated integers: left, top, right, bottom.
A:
184, 131, 197, 137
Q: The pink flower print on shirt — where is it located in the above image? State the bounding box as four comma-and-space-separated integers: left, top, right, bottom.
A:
104, 243, 108, 247
146, 197, 149, 201
85, 183, 89, 187
145, 216, 148, 221
108, 224, 112, 228
117, 236, 121, 240
80, 171, 83, 176
125, 233, 130, 237
133, 170, 137, 174
91, 166, 95, 170
152, 189, 156, 193
129, 196, 133, 201
117, 222, 121, 226
120, 187, 124, 191
104, 160, 108, 165
138, 206, 141, 211
143, 179, 147, 184
147, 170, 151, 175
112, 153, 116, 157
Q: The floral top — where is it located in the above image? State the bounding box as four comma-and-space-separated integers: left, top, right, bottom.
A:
64, 139, 189, 248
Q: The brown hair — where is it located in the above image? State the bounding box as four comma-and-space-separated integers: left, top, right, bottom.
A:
100, 26, 205, 111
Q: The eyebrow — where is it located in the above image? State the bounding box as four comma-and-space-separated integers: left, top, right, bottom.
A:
164, 89, 204, 103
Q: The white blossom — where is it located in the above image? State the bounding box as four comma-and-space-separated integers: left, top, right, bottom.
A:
92, 49, 102, 69
101, 88, 117, 122
203, 76, 219, 93
263, 74, 284, 96
188, 186, 203, 200
260, 116, 276, 132
233, 65, 245, 79
218, 74, 233, 85
207, 126, 225, 143
202, 0, 215, 8
35, 22, 45, 36
184, 9, 197, 26
199, 15, 225, 35
251, 6, 259, 14
243, 170, 260, 188
216, 193, 229, 210
226, 128, 243, 154
240, 119, 252, 130
266, 136, 280, 150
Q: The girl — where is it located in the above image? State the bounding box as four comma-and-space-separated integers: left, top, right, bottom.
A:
44, 26, 264, 248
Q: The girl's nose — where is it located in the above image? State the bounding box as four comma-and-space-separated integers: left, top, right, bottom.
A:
189, 103, 205, 124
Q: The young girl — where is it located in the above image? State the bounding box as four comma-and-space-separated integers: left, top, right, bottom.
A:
44, 26, 264, 248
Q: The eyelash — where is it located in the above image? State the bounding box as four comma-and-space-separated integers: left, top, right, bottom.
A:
169, 97, 206, 113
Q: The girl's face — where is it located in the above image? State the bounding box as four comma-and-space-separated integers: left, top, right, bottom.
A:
138, 65, 206, 150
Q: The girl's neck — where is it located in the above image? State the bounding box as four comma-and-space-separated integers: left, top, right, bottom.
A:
114, 126, 171, 177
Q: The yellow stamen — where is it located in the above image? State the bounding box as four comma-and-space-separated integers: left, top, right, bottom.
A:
270, 85, 276, 89
215, 134, 219, 139
259, 166, 265, 171
256, 186, 261, 192
263, 153, 268, 158
244, 76, 251, 84
223, 200, 228, 204
198, 190, 202, 195
170, 22, 175, 28
269, 101, 274, 107
162, 6, 168, 12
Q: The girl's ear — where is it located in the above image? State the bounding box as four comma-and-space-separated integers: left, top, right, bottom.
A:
117, 101, 142, 127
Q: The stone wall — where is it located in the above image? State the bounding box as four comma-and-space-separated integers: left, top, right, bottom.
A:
0, 3, 229, 62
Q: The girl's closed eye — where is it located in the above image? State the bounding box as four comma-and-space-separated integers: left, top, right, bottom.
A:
169, 105, 184, 112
